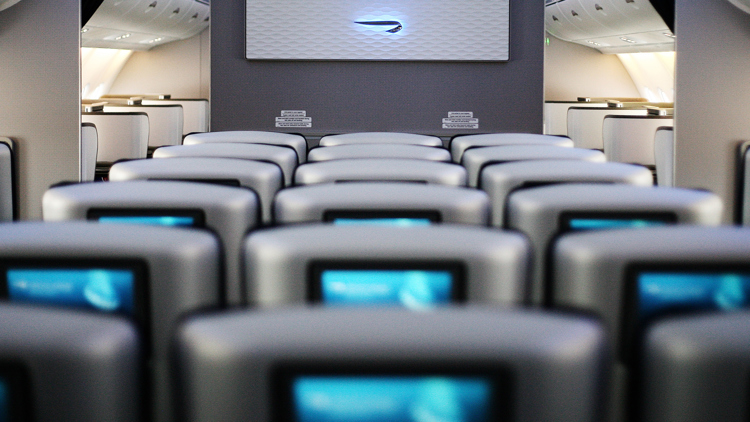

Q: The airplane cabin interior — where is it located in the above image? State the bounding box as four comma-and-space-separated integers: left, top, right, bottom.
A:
1, 0, 750, 421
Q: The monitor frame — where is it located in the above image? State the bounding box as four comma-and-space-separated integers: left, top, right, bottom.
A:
622, 262, 750, 364
558, 211, 678, 235
323, 210, 442, 224
0, 362, 32, 422
271, 362, 512, 422
87, 208, 207, 228
0, 258, 151, 353
308, 260, 466, 306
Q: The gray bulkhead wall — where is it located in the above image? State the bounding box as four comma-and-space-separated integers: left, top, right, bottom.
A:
211, 1, 544, 138
0, 0, 80, 220
674, 0, 750, 223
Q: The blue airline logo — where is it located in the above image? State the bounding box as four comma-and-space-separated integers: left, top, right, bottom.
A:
355, 20, 403, 33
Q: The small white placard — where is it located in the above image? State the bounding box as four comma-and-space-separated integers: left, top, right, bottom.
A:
442, 111, 479, 130
281, 110, 307, 117
276, 110, 313, 128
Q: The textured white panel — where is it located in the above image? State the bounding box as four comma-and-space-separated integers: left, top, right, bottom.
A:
246, 0, 510, 61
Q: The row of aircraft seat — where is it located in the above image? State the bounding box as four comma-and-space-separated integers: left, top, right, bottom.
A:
0, 130, 748, 422
544, 98, 675, 186
80, 95, 210, 180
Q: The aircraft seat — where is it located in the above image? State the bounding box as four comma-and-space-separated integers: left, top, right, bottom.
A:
654, 127, 674, 187
294, 158, 468, 187
182, 131, 307, 164
82, 112, 149, 164
507, 184, 722, 305
567, 107, 648, 149
274, 183, 490, 226
602, 115, 674, 166
307, 143, 451, 163
142, 99, 209, 135
153, 143, 298, 186
0, 138, 15, 222
109, 157, 282, 224
81, 123, 98, 183
481, 160, 654, 227
642, 311, 750, 422
174, 308, 609, 422
245, 225, 529, 308
450, 133, 574, 163
42, 181, 257, 306
461, 145, 606, 188
0, 305, 141, 421
318, 132, 443, 147
0, 222, 220, 422
552, 226, 750, 422
102, 103, 183, 149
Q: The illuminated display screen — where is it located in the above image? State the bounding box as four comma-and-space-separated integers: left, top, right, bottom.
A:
332, 218, 432, 227
319, 270, 453, 310
621, 266, 750, 362
292, 376, 493, 422
637, 272, 750, 322
559, 212, 676, 233
6, 268, 136, 315
88, 209, 205, 228
325, 211, 440, 227
0, 377, 8, 422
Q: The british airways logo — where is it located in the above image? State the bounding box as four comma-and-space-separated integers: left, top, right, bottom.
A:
354, 20, 403, 33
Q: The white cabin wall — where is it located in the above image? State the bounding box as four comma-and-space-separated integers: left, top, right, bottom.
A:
674, 0, 750, 224
545, 34, 640, 101
0, 0, 80, 219
109, 28, 210, 98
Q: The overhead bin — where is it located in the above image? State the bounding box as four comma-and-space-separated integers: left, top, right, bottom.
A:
545, 0, 674, 54
82, 0, 210, 51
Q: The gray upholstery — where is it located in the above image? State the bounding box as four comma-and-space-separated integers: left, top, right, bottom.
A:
174, 308, 609, 422
294, 158, 467, 186
43, 181, 257, 306
274, 183, 489, 225
451, 133, 574, 163
0, 305, 141, 422
461, 145, 606, 187
183, 131, 307, 164
319, 132, 443, 147
244, 225, 529, 306
109, 157, 282, 224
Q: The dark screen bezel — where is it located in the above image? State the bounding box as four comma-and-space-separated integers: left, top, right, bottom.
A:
621, 262, 750, 365
308, 261, 466, 305
0, 362, 32, 422
558, 211, 678, 235
272, 362, 513, 422
323, 210, 442, 224
150, 177, 243, 188
0, 258, 151, 355
87, 208, 207, 228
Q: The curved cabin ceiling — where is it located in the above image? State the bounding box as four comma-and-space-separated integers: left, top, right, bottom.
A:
727, 0, 750, 14
82, 0, 210, 51
545, 0, 675, 54
0, 0, 23, 12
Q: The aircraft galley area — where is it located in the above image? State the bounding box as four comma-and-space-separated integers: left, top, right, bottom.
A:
1, 0, 750, 421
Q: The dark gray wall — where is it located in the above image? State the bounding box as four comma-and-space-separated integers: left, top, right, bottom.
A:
0, 0, 80, 219
674, 0, 750, 223
211, 1, 544, 138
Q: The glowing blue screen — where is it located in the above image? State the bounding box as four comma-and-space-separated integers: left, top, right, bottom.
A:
321, 270, 452, 310
0, 377, 7, 422
294, 376, 492, 422
332, 218, 432, 227
97, 215, 196, 227
639, 272, 750, 322
7, 269, 135, 315
567, 218, 670, 231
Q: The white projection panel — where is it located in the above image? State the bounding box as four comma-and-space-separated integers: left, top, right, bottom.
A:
246, 0, 510, 61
